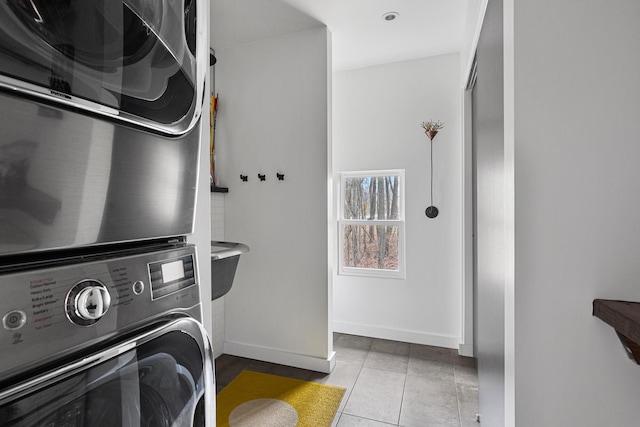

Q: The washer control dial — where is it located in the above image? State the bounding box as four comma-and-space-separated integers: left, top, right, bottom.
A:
66, 280, 111, 326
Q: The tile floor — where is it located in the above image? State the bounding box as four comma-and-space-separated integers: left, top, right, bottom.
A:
215, 333, 479, 427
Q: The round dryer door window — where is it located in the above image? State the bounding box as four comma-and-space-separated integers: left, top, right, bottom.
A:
0, 0, 207, 135
0, 318, 213, 426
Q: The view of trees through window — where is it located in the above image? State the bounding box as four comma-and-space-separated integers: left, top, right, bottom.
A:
342, 174, 401, 272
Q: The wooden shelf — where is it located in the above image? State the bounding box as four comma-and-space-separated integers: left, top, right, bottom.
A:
593, 299, 640, 364
211, 185, 229, 193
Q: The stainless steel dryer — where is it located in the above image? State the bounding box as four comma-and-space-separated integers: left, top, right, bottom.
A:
0, 0, 208, 257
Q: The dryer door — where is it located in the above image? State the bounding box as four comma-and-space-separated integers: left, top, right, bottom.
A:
0, 0, 206, 135
0, 317, 215, 426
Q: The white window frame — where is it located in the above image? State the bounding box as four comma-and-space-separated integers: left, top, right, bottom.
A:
338, 169, 406, 279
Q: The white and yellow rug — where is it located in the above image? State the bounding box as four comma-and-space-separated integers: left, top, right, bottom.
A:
216, 370, 345, 427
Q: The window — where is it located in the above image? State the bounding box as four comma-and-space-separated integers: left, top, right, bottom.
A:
338, 170, 405, 278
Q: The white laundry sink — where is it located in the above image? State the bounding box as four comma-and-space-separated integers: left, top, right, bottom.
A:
210, 241, 249, 300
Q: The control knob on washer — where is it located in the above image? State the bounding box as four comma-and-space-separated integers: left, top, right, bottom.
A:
66, 280, 111, 326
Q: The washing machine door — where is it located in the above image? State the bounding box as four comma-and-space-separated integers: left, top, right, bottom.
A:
0, 317, 215, 426
0, 0, 206, 135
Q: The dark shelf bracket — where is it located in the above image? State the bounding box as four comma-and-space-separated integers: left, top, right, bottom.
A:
593, 299, 640, 364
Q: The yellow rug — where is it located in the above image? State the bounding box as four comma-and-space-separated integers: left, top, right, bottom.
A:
216, 370, 346, 427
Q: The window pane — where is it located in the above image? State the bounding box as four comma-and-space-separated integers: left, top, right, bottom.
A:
342, 224, 399, 271
343, 175, 401, 220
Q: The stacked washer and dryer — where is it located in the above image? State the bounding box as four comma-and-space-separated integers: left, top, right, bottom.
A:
0, 1, 214, 425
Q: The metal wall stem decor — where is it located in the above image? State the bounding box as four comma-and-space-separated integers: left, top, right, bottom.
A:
421, 120, 444, 218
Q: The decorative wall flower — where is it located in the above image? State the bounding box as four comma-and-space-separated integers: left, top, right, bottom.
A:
420, 120, 444, 133
420, 120, 444, 218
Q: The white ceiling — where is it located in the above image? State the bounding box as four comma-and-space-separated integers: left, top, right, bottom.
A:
210, 0, 470, 71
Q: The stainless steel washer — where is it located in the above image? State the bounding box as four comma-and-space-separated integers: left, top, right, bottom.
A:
0, 244, 215, 426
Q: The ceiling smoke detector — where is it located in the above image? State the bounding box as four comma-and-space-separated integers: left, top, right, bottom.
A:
382, 11, 399, 21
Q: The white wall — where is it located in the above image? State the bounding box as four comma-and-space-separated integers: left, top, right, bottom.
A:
187, 1, 212, 341
507, 0, 640, 425
190, 113, 213, 338
332, 54, 462, 349
210, 193, 225, 358
214, 27, 334, 372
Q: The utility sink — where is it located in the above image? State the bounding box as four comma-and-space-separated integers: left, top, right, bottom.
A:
210, 241, 249, 300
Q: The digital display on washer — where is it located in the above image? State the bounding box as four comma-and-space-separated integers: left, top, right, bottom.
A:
149, 255, 196, 299
161, 260, 185, 283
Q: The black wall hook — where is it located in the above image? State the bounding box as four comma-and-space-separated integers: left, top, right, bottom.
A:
240, 174, 248, 182
276, 173, 285, 181
258, 174, 266, 181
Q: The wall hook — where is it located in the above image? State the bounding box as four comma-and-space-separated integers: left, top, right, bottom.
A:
240, 174, 248, 182
276, 173, 285, 181
258, 173, 266, 181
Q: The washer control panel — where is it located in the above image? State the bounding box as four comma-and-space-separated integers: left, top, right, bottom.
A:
0, 245, 200, 380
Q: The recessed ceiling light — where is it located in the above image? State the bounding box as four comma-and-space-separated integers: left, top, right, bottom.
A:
382, 11, 399, 22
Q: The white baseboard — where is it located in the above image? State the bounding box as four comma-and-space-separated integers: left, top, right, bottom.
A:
333, 321, 460, 349
223, 341, 336, 374
458, 343, 474, 357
